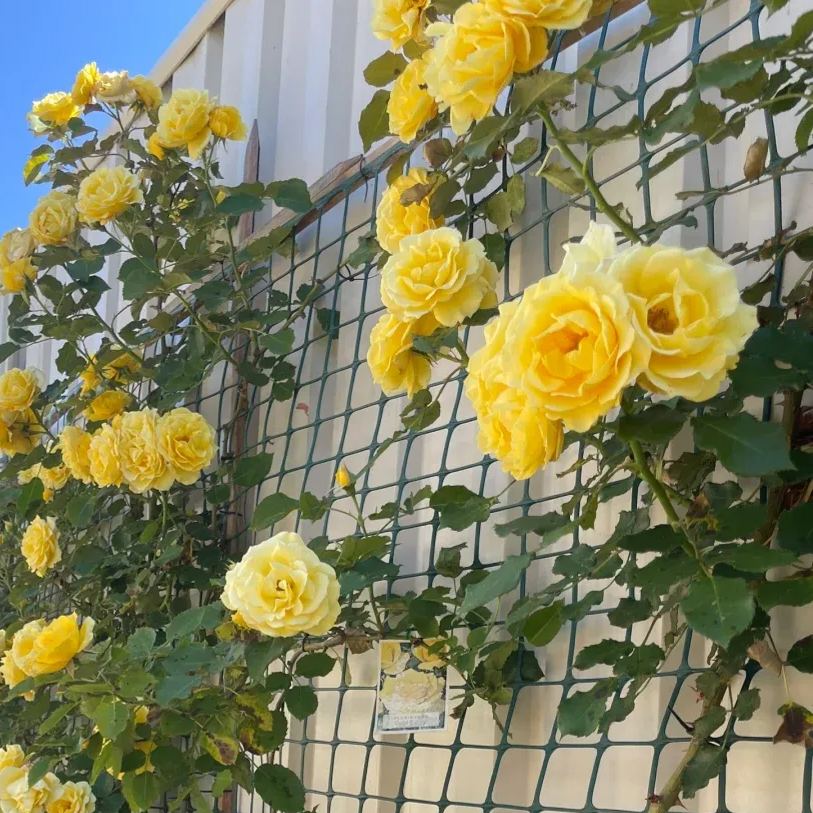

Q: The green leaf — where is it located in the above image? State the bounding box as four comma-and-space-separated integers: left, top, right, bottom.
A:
316, 307, 340, 340
776, 502, 813, 555
17, 479, 44, 518
733, 688, 760, 720
27, 758, 53, 787
234, 452, 274, 488
216, 194, 264, 216
714, 502, 769, 542
435, 544, 465, 578
119, 257, 161, 301
796, 108, 813, 153
284, 685, 318, 720
574, 639, 633, 670
126, 628, 156, 660
538, 163, 586, 196
254, 764, 306, 813
510, 71, 574, 114
460, 553, 531, 614
245, 639, 288, 683
682, 744, 726, 798
165, 604, 224, 642
617, 525, 683, 553
495, 512, 569, 539
363, 51, 408, 86
122, 772, 161, 812
464, 116, 506, 160
757, 577, 813, 610
39, 702, 78, 735
511, 136, 539, 164
251, 492, 299, 530
295, 652, 336, 678
681, 577, 755, 647
695, 57, 762, 91
430, 485, 492, 531
358, 90, 390, 152
618, 405, 686, 445
557, 683, 613, 737
706, 543, 796, 572
523, 602, 563, 647
692, 413, 793, 477
259, 327, 294, 355
787, 636, 813, 673
266, 179, 312, 213
731, 355, 806, 397
608, 597, 653, 627
67, 493, 97, 528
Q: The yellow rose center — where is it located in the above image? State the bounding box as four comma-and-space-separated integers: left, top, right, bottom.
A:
647, 304, 678, 335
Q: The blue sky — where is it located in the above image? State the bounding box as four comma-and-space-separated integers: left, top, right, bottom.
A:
0, 0, 203, 233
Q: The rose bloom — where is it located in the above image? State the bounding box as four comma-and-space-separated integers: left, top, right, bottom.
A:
609, 244, 758, 402
117, 409, 174, 493
0, 229, 34, 266
76, 166, 143, 225
209, 106, 247, 140
95, 71, 132, 103
3, 770, 60, 813
482, 0, 592, 29
1, 259, 37, 295
380, 226, 498, 326
376, 168, 444, 255
0, 411, 43, 457
71, 62, 102, 105
45, 782, 95, 813
0, 747, 26, 801
10, 614, 94, 677
20, 516, 61, 578
221, 532, 340, 638
367, 312, 437, 396
80, 351, 140, 395
0, 368, 42, 415
83, 390, 131, 422
156, 407, 217, 485
29, 191, 78, 246
19, 463, 70, 502
146, 133, 166, 160
501, 260, 649, 433
0, 648, 28, 691
465, 300, 564, 479
371, 0, 430, 49
424, 3, 547, 134
380, 641, 410, 676
412, 639, 447, 671
59, 426, 93, 484
31, 92, 80, 127
156, 89, 214, 159
379, 669, 445, 714
131, 75, 163, 109
388, 55, 437, 143
334, 464, 351, 490
88, 423, 123, 488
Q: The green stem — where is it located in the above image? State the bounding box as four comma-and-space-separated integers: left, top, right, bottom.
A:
540, 109, 641, 245
629, 440, 680, 525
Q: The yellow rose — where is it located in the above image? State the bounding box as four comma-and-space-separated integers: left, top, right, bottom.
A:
1, 259, 37, 294
59, 427, 93, 484
80, 352, 140, 395
376, 168, 444, 255
4, 771, 60, 813
0, 648, 28, 690
31, 92, 80, 127
20, 516, 61, 578
0, 229, 34, 265
19, 463, 69, 502
482, 0, 592, 29
499, 267, 648, 434
424, 3, 547, 134
387, 56, 437, 144
371, 0, 430, 49
380, 226, 498, 326
76, 166, 142, 225
83, 390, 131, 422
221, 532, 340, 637
96, 71, 132, 103
146, 132, 165, 160
11, 614, 94, 677
0, 411, 43, 457
609, 244, 758, 401
0, 368, 42, 414
0, 746, 25, 771
156, 89, 213, 159
465, 301, 564, 478
209, 106, 247, 140
380, 641, 409, 675
379, 669, 445, 713
334, 464, 352, 490
412, 639, 447, 671
131, 76, 163, 109
88, 423, 123, 488
45, 782, 95, 813
71, 63, 101, 105
156, 407, 216, 485
367, 312, 437, 396
117, 409, 174, 493
29, 191, 78, 246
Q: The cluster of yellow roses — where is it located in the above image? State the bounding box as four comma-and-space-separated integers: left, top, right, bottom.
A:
0, 745, 95, 813
367, 168, 498, 396
0, 369, 44, 458
59, 406, 216, 495
465, 223, 758, 479
0, 229, 37, 296
0, 614, 94, 692
372, 0, 592, 139
221, 532, 340, 638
